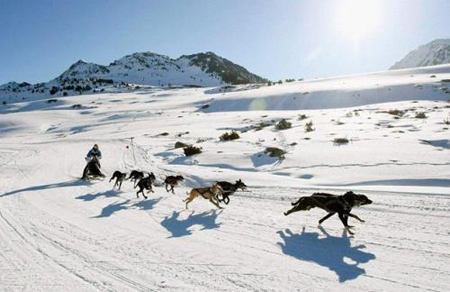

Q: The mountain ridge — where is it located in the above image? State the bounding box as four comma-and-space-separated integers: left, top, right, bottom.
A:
390, 38, 450, 70
0, 51, 267, 101
55, 51, 266, 86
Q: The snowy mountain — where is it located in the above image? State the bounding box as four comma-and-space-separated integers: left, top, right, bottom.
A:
390, 38, 450, 70
0, 51, 267, 103
56, 51, 267, 87
58, 59, 110, 78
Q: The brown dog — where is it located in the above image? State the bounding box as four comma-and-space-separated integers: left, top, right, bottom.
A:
164, 175, 184, 194
184, 184, 224, 209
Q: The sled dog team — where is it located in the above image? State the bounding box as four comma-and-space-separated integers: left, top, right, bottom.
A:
109, 169, 372, 235
86, 145, 373, 234
109, 169, 246, 208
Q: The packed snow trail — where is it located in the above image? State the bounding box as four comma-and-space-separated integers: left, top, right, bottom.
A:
1, 142, 449, 291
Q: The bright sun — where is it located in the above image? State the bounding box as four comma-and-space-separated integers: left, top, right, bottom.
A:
335, 0, 382, 41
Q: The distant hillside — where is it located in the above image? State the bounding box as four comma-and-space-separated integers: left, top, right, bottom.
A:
391, 39, 450, 70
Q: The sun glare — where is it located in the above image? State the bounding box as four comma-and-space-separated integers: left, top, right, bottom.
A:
335, 0, 382, 41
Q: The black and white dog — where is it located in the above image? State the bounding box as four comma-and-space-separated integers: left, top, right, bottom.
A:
284, 191, 372, 235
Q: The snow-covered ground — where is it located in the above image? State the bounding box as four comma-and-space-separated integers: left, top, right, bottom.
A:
1, 65, 449, 291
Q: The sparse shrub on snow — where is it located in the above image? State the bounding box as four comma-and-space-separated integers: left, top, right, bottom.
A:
298, 114, 307, 120
444, 118, 450, 125
275, 119, 292, 130
220, 130, 240, 141
183, 145, 202, 156
386, 109, 404, 117
265, 147, 286, 159
333, 137, 349, 144
254, 122, 271, 131
175, 141, 189, 149
415, 112, 427, 119
305, 121, 315, 132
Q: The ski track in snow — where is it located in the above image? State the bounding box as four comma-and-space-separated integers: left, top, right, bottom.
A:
1, 66, 450, 291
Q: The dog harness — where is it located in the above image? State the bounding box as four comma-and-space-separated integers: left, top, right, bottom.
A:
308, 195, 351, 212
197, 188, 219, 199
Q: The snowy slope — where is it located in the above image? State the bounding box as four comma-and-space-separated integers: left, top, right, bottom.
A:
391, 39, 450, 70
0, 65, 449, 291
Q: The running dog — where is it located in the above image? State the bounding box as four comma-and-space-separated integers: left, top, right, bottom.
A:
128, 170, 144, 187
284, 191, 372, 235
109, 171, 127, 190
135, 173, 156, 199
216, 179, 247, 204
184, 184, 224, 209
164, 175, 184, 194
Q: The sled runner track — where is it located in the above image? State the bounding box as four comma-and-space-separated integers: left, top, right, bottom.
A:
5, 193, 263, 291
29, 226, 154, 291
0, 199, 164, 291
235, 187, 450, 213
0, 210, 103, 291
220, 208, 450, 259
246, 185, 450, 199
1, 164, 161, 292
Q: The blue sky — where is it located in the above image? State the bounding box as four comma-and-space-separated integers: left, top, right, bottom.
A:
0, 0, 449, 84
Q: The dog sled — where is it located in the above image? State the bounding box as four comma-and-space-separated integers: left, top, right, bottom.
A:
82, 156, 105, 180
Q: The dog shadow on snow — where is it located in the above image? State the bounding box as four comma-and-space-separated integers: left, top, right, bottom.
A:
161, 210, 222, 238
277, 226, 375, 282
76, 190, 120, 201
92, 197, 162, 218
